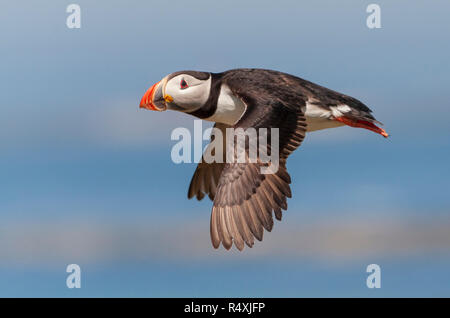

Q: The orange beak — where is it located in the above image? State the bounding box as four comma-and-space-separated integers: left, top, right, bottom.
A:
140, 80, 166, 111
335, 116, 389, 138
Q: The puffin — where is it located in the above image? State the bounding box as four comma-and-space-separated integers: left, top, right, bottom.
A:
139, 68, 388, 251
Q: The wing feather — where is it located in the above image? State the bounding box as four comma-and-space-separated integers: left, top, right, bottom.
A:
201, 69, 309, 250
188, 123, 228, 201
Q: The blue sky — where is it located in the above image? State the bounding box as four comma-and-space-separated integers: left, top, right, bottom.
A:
1, 1, 450, 297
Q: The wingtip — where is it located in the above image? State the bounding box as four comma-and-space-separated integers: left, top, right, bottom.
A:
211, 241, 220, 249
223, 242, 233, 251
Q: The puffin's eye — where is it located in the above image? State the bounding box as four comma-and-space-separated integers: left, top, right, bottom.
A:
180, 79, 188, 89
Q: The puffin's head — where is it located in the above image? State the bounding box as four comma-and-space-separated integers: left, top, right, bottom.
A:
140, 71, 212, 112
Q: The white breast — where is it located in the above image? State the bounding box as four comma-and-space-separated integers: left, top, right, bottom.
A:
204, 84, 247, 125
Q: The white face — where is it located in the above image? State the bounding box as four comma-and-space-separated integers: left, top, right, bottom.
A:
164, 74, 212, 112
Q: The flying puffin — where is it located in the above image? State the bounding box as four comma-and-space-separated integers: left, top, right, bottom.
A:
140, 68, 388, 251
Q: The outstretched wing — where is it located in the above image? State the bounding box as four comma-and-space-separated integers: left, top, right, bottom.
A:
210, 70, 308, 250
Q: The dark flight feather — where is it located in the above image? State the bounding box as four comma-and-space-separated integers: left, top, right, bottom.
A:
207, 69, 307, 250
